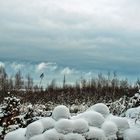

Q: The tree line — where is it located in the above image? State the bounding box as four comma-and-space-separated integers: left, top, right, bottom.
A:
0, 66, 139, 104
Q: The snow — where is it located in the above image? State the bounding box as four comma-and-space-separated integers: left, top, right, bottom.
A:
29, 134, 44, 140
134, 93, 140, 99
87, 103, 110, 117
101, 121, 118, 140
69, 104, 88, 114
55, 119, 73, 134
64, 133, 85, 140
39, 117, 55, 131
52, 105, 71, 121
4, 128, 26, 140
4, 103, 140, 140
78, 111, 105, 127
84, 126, 106, 140
73, 118, 89, 133
125, 106, 140, 118
123, 128, 140, 140
107, 115, 130, 138
43, 128, 64, 140
25, 121, 44, 139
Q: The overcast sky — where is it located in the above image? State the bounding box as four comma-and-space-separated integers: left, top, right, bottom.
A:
0, 0, 140, 84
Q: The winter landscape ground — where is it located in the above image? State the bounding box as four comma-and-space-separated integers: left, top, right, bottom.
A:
1, 91, 140, 140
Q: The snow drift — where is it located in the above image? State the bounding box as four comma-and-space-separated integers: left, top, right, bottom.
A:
4, 104, 134, 140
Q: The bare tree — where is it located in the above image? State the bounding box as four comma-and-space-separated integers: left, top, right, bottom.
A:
48, 79, 56, 91
63, 75, 66, 89
14, 70, 24, 91
0, 66, 8, 92
25, 74, 33, 92
8, 76, 14, 92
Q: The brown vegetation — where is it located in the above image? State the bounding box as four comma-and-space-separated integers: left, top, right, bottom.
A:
0, 67, 139, 104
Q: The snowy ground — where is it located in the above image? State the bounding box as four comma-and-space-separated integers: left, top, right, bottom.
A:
4, 103, 140, 140
1, 93, 140, 140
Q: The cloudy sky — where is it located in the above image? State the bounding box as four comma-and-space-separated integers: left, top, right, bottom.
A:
0, 0, 140, 85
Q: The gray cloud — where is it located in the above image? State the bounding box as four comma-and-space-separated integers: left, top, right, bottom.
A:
0, 0, 140, 81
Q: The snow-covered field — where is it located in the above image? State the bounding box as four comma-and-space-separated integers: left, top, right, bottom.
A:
1, 93, 140, 140
4, 103, 140, 140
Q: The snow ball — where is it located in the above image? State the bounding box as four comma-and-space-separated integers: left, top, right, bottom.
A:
39, 117, 55, 131
73, 119, 89, 134
29, 134, 44, 140
84, 127, 106, 140
27, 104, 33, 109
25, 121, 44, 140
134, 93, 140, 98
79, 111, 105, 128
123, 128, 140, 140
44, 128, 64, 140
107, 116, 130, 138
101, 121, 118, 140
125, 107, 140, 118
4, 128, 26, 140
55, 119, 73, 134
64, 133, 85, 140
52, 105, 70, 121
87, 103, 110, 117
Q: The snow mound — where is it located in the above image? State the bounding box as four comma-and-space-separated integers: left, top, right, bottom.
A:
101, 121, 118, 140
134, 93, 140, 99
107, 116, 130, 138
39, 117, 55, 131
29, 134, 44, 140
25, 121, 44, 140
123, 128, 140, 140
55, 119, 73, 134
52, 105, 70, 121
84, 127, 106, 140
73, 119, 89, 133
125, 106, 140, 118
43, 128, 64, 140
64, 133, 85, 140
4, 128, 26, 140
4, 103, 134, 140
87, 103, 110, 117
79, 111, 105, 127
